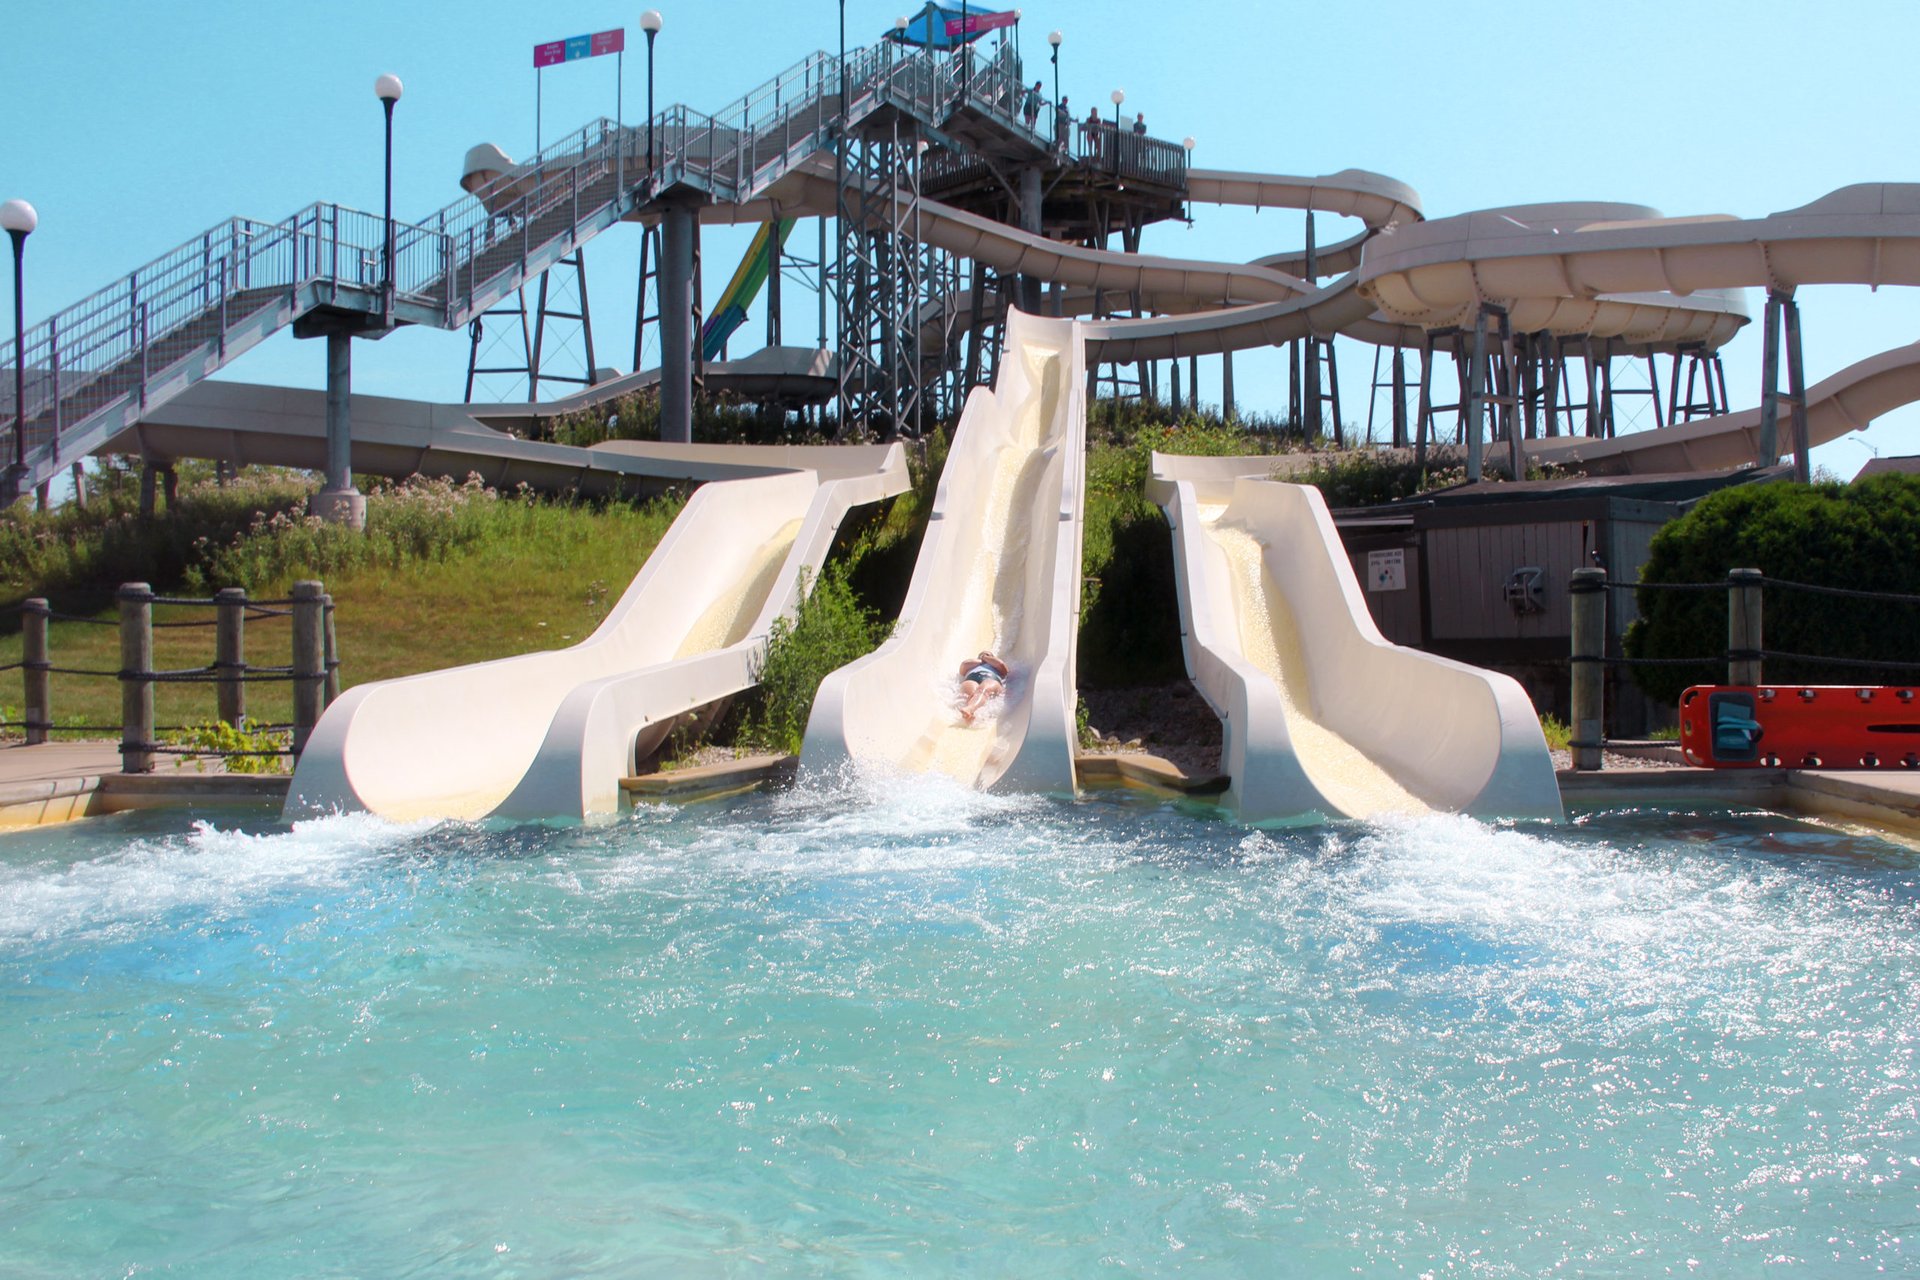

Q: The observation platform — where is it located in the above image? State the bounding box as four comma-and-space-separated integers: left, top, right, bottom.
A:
921, 117, 1190, 241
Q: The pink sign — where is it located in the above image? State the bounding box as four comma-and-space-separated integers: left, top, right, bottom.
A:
591, 29, 625, 56
533, 40, 568, 68
943, 11, 1019, 37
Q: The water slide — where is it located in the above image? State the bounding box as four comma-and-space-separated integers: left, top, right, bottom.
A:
702, 219, 798, 362
1526, 338, 1920, 475
126, 375, 832, 497
799, 311, 1085, 792
1147, 457, 1563, 824
283, 442, 907, 822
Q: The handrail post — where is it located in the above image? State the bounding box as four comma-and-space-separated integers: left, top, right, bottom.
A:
1728, 568, 1764, 686
215, 586, 248, 728
323, 594, 341, 705
291, 580, 327, 757
22, 597, 50, 746
118, 582, 155, 774
1569, 567, 1607, 772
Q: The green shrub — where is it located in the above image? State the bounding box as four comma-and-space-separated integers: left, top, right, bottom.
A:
161, 720, 293, 775
1292, 450, 1469, 508
0, 467, 313, 596
545, 390, 826, 449
739, 565, 886, 755
1078, 417, 1269, 686
1537, 714, 1571, 751
1622, 474, 1920, 704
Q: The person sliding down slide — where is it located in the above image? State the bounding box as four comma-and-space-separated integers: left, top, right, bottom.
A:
957, 651, 1010, 724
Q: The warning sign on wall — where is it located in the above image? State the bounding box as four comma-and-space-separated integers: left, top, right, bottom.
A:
1367, 548, 1406, 593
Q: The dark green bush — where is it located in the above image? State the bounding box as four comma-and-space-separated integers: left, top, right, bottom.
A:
740, 564, 886, 754
1623, 474, 1920, 704
1079, 416, 1269, 685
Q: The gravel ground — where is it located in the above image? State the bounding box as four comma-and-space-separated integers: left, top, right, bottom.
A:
1079, 683, 1224, 778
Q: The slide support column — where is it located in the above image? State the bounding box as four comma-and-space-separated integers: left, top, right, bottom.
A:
1782, 291, 1811, 484
313, 331, 366, 530
1017, 166, 1044, 314
1756, 289, 1783, 468
660, 198, 698, 445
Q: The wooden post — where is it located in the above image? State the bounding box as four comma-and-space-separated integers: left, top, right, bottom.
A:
1569, 567, 1607, 771
1728, 568, 1764, 686
215, 587, 247, 728
22, 598, 50, 746
291, 581, 327, 757
323, 595, 341, 705
119, 582, 155, 774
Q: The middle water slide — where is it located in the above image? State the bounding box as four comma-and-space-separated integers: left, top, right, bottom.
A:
800, 311, 1086, 792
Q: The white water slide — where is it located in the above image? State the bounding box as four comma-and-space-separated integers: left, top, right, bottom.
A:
283, 443, 907, 822
800, 311, 1085, 793
1148, 457, 1562, 824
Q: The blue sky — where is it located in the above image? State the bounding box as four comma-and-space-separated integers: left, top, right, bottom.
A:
5, 0, 1919, 476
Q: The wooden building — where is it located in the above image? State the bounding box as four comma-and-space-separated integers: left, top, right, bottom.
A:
1333, 468, 1788, 733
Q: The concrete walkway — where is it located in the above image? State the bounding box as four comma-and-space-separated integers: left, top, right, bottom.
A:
9, 738, 1920, 837
0, 740, 286, 831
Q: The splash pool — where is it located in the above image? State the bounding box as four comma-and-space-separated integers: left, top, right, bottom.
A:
2, 782, 1917, 1275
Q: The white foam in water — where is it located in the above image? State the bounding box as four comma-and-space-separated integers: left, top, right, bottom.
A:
1319, 811, 1908, 1022
0, 811, 439, 945
589, 765, 1053, 888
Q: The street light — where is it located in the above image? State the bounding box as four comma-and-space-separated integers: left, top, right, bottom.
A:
1110, 88, 1124, 175
641, 10, 663, 172
374, 74, 403, 326
1, 198, 34, 488
1048, 30, 1062, 142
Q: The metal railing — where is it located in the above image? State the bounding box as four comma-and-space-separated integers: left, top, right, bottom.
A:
1, 36, 1125, 497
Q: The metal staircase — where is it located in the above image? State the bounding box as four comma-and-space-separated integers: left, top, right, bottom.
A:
2, 36, 1048, 504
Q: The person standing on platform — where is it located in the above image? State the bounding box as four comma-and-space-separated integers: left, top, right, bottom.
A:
1022, 80, 1043, 131
1055, 96, 1072, 153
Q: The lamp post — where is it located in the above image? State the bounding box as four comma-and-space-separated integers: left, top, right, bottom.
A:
1052, 29, 1067, 117
374, 74, 403, 327
641, 10, 663, 172
895, 14, 909, 62
1, 199, 34, 491
1110, 88, 1124, 175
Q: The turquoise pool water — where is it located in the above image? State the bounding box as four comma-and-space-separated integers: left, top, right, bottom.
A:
2, 780, 1917, 1275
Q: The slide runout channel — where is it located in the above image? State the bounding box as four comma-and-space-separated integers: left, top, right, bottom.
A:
285, 447, 908, 823
1149, 462, 1563, 825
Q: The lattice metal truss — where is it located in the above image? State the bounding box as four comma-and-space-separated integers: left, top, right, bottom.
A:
836, 115, 933, 438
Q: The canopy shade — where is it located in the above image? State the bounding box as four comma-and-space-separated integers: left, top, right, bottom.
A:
886, 2, 1015, 51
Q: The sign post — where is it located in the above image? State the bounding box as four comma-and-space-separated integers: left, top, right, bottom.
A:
533, 27, 627, 153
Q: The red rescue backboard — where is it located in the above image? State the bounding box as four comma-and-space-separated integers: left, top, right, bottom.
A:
1679, 685, 1920, 769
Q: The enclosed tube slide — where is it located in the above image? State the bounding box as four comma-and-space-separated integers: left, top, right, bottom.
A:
1148, 456, 1562, 825
800, 311, 1085, 792
284, 444, 907, 823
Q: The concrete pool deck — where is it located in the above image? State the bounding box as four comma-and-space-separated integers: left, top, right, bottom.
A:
7, 739, 1920, 838
0, 741, 288, 830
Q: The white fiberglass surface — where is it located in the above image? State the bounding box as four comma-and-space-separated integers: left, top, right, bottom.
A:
673, 517, 804, 658
1198, 503, 1428, 820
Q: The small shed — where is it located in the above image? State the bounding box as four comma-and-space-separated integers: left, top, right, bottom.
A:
1333, 466, 1788, 731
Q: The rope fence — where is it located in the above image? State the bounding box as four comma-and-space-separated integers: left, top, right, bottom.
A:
4, 580, 339, 772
